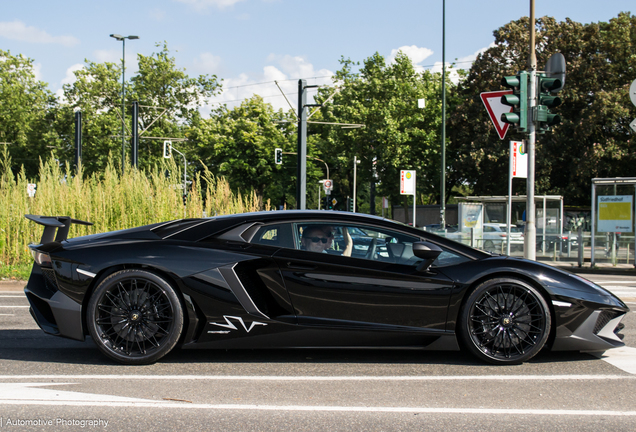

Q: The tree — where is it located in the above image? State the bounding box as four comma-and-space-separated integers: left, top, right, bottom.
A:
58, 43, 220, 176
317, 52, 454, 213
448, 13, 636, 205
189, 95, 304, 206
0, 50, 59, 177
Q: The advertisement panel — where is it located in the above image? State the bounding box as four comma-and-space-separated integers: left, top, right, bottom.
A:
598, 195, 633, 232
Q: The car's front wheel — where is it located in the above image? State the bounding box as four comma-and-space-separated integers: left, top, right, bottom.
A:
87, 269, 184, 365
458, 278, 551, 365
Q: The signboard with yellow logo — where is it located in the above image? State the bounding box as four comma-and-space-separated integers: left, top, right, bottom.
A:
598, 195, 633, 232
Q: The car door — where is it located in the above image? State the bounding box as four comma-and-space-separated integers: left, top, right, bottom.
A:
272, 222, 455, 332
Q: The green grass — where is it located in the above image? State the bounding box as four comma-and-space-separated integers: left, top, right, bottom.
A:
0, 262, 32, 281
1, 149, 264, 271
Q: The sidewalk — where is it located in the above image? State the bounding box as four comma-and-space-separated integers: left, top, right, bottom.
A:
0, 280, 26, 291
540, 259, 636, 275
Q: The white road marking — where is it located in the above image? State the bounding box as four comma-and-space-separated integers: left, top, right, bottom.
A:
596, 281, 636, 284
592, 347, 636, 375
0, 314, 14, 316
0, 398, 635, 416
0, 295, 25, 298
0, 383, 151, 403
0, 374, 634, 381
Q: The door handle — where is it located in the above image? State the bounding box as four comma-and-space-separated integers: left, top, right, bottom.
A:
286, 262, 316, 270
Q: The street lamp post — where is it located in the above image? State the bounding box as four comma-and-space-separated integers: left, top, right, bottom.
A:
110, 34, 139, 175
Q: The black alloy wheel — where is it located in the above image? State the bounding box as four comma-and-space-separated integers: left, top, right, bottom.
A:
458, 278, 551, 365
87, 269, 184, 365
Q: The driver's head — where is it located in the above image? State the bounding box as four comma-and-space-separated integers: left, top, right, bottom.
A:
301, 226, 329, 253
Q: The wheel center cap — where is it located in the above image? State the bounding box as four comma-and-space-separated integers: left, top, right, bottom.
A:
130, 310, 141, 322
501, 316, 512, 326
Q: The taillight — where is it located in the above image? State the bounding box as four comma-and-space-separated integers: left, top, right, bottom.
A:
30, 247, 52, 267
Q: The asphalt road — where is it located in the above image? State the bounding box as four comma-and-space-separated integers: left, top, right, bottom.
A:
0, 274, 635, 431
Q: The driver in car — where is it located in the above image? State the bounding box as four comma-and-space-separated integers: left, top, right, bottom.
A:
301, 225, 352, 256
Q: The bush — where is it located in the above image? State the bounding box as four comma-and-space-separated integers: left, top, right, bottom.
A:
0, 149, 263, 268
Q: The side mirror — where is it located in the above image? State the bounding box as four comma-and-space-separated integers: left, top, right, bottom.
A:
413, 241, 443, 272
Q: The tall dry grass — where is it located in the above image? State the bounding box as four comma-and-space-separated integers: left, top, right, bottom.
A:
0, 149, 264, 267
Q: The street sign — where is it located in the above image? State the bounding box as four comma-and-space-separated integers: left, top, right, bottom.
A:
480, 91, 513, 140
322, 179, 333, 196
630, 79, 636, 107
511, 141, 527, 178
400, 170, 416, 195
630, 118, 636, 133
27, 183, 36, 197
331, 198, 337, 206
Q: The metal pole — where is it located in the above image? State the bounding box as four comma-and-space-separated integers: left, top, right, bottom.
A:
507, 141, 512, 256
296, 80, 307, 210
524, 0, 537, 260
440, 0, 446, 228
591, 182, 596, 267
353, 156, 357, 213
318, 185, 321, 210
74, 110, 82, 172
121, 38, 126, 175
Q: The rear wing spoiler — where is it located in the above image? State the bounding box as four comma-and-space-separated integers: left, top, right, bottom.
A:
25, 214, 93, 244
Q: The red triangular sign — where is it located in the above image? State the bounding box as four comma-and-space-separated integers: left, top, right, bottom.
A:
480, 90, 513, 140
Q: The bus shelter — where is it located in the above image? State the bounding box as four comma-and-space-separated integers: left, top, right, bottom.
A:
457, 195, 564, 255
590, 177, 636, 267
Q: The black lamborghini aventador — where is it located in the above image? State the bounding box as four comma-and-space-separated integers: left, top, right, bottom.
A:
24, 211, 628, 365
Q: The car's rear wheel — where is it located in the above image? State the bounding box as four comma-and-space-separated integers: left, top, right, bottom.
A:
458, 278, 551, 365
87, 269, 183, 365
483, 240, 494, 251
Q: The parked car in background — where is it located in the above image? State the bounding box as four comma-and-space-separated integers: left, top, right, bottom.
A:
483, 223, 524, 252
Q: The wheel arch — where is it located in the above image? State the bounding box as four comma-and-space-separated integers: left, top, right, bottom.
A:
81, 264, 198, 345
456, 270, 557, 350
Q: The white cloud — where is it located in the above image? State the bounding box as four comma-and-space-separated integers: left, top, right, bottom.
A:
206, 55, 334, 112
32, 63, 43, 81
428, 43, 495, 84
194, 52, 223, 74
430, 61, 461, 84
455, 43, 495, 68
61, 64, 85, 86
0, 20, 79, 46
55, 63, 85, 101
388, 45, 434, 66
174, 0, 245, 11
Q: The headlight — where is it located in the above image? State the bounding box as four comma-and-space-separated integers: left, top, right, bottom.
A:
570, 273, 613, 296
30, 248, 52, 267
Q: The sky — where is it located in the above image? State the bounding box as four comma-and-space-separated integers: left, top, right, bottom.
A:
1, 0, 634, 112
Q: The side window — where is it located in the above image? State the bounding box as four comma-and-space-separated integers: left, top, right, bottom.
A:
293, 223, 423, 265
432, 247, 471, 267
250, 224, 294, 249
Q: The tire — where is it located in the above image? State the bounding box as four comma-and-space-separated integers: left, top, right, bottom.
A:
483, 240, 494, 251
458, 278, 551, 365
87, 269, 184, 365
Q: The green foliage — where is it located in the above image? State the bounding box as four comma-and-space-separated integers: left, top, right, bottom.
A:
190, 95, 302, 207
448, 13, 636, 205
56, 42, 221, 176
317, 52, 456, 211
0, 50, 59, 177
0, 147, 261, 269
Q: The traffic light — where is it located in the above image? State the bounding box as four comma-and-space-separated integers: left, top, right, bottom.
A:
500, 71, 528, 132
163, 141, 172, 159
275, 148, 283, 164
536, 74, 562, 134
346, 197, 354, 212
